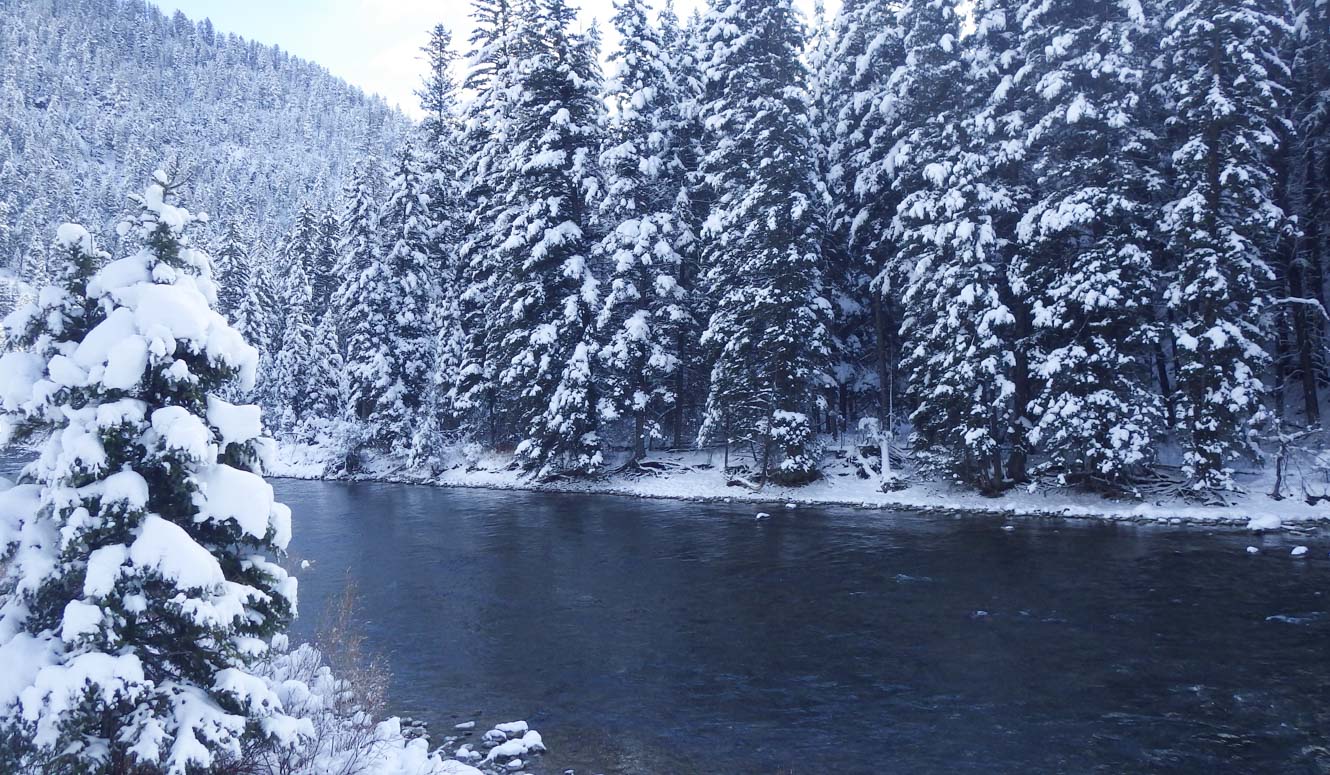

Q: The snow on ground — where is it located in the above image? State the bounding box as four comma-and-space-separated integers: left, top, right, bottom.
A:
271, 442, 1330, 530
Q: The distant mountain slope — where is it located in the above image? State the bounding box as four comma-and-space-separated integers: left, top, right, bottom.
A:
0, 0, 407, 303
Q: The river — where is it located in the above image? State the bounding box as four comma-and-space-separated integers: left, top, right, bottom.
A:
272, 477, 1329, 774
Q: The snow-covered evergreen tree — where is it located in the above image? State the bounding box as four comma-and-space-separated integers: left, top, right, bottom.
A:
890, 0, 1028, 491
1159, 0, 1291, 491
1015, 0, 1164, 488
0, 223, 107, 443
272, 252, 315, 434
344, 144, 437, 451
695, 0, 831, 484
1281, 0, 1329, 424
481, 0, 607, 478
595, 0, 693, 462
282, 202, 322, 285
418, 23, 461, 151
310, 205, 341, 313
409, 23, 468, 468
452, 0, 523, 443
817, 0, 906, 434
230, 266, 268, 360
0, 175, 301, 772
212, 219, 251, 322
331, 156, 384, 346
305, 310, 346, 430
245, 263, 283, 413
659, 2, 710, 449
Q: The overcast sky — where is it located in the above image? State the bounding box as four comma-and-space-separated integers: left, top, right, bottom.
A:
153, 0, 829, 119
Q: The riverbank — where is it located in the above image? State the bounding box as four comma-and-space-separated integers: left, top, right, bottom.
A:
272, 442, 1330, 531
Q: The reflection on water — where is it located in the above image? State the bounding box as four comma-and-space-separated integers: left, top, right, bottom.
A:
274, 478, 1330, 774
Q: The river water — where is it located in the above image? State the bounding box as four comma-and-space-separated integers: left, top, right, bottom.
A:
270, 478, 1330, 774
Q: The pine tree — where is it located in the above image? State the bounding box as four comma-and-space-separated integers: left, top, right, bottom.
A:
478, 0, 607, 478
891, 0, 1027, 491
311, 205, 341, 312
695, 0, 831, 484
212, 219, 251, 322
1160, 0, 1291, 491
1015, 0, 1164, 489
412, 23, 468, 467
660, 2, 709, 449
344, 143, 437, 450
331, 156, 384, 352
453, 0, 522, 443
1279, 0, 1329, 424
246, 262, 283, 413
817, 0, 906, 438
595, 0, 692, 462
306, 309, 345, 428
280, 201, 322, 290
271, 249, 315, 435
0, 174, 300, 772
230, 264, 268, 358
418, 23, 460, 150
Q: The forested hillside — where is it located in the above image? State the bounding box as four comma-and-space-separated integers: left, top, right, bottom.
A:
0, 0, 407, 312
7, 0, 1328, 503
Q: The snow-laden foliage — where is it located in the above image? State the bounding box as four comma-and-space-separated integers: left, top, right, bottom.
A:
43, 0, 1320, 499
886, 0, 1025, 492
694, 0, 832, 485
485, 0, 608, 478
1159, 0, 1290, 491
410, 24, 469, 470
273, 250, 316, 434
343, 146, 439, 451
450, 0, 524, 438
595, 0, 695, 461
1015, 0, 1165, 489
0, 174, 301, 773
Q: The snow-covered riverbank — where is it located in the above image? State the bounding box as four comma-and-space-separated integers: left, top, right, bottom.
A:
272, 443, 1330, 531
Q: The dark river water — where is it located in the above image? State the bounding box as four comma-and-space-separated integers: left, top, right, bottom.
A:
268, 478, 1330, 775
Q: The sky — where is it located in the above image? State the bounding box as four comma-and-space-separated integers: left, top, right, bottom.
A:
153, 0, 826, 119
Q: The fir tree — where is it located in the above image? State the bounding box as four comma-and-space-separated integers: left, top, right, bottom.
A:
891, 0, 1027, 491
595, 0, 692, 462
306, 309, 345, 428
311, 205, 341, 312
486, 0, 607, 478
0, 174, 300, 772
660, 1, 709, 449
331, 156, 384, 349
412, 23, 468, 465
212, 219, 251, 322
1015, 0, 1164, 488
345, 144, 437, 450
1159, 0, 1291, 491
417, 23, 461, 150
246, 263, 283, 413
0, 223, 107, 443
280, 201, 322, 293
230, 265, 268, 360
271, 250, 315, 435
452, 0, 522, 444
695, 0, 831, 484
817, 0, 906, 437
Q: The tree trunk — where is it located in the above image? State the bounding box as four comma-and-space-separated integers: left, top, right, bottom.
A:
633, 411, 646, 462
1154, 339, 1175, 428
873, 294, 890, 425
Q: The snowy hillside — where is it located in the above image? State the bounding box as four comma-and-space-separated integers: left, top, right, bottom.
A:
0, 0, 407, 312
